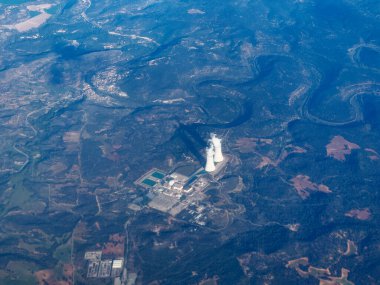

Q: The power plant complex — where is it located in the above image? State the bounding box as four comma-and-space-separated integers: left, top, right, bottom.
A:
134, 133, 229, 222
205, 134, 224, 172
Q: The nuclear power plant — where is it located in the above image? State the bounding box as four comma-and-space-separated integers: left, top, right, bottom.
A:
134, 132, 230, 227
205, 134, 224, 172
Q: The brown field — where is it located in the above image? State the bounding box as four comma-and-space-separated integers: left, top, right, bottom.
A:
365, 148, 380, 160
345, 208, 371, 220
326, 136, 360, 161
291, 175, 332, 199
233, 137, 272, 153
102, 233, 125, 256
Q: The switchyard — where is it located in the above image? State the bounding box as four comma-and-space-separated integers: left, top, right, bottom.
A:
85, 251, 125, 279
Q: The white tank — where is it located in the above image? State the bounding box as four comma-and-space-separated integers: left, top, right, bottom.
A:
211, 134, 224, 163
205, 146, 216, 172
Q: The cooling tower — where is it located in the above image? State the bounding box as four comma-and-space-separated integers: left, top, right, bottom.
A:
205, 146, 216, 172
211, 134, 224, 163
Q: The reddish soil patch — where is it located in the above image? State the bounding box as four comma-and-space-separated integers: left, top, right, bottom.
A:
63, 264, 73, 279
286, 257, 311, 278
94, 221, 101, 230
237, 253, 254, 277
71, 164, 80, 171
286, 223, 300, 232
233, 137, 272, 153
326, 136, 360, 161
291, 175, 332, 199
256, 145, 306, 169
102, 234, 125, 257
35, 270, 54, 285
35, 269, 71, 285
319, 268, 354, 285
365, 148, 380, 161
343, 240, 358, 256
110, 233, 124, 242
256, 156, 274, 169
277, 145, 307, 163
113, 144, 122, 150
286, 258, 354, 285
345, 208, 371, 220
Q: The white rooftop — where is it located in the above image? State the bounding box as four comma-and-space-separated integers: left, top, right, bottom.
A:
112, 259, 124, 269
